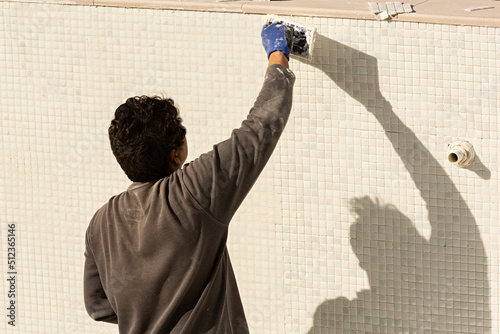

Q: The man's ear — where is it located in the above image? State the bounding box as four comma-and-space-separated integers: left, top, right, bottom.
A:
169, 148, 179, 165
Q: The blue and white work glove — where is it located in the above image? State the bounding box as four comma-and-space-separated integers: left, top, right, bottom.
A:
261, 22, 293, 60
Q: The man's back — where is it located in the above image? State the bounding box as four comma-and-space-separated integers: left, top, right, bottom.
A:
84, 64, 295, 333
85, 175, 246, 333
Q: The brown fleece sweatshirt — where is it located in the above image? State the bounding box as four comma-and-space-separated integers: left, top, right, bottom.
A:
84, 64, 295, 333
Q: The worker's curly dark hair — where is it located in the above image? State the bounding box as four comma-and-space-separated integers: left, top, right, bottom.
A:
108, 96, 186, 182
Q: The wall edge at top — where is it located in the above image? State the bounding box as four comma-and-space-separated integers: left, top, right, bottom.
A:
2, 0, 500, 28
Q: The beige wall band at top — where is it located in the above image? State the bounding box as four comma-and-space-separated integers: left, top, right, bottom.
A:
3, 0, 500, 27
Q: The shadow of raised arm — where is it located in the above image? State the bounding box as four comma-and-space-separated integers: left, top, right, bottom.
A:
302, 34, 490, 333
302, 34, 384, 110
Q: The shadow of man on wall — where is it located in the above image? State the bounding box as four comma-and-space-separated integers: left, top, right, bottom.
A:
300, 34, 491, 333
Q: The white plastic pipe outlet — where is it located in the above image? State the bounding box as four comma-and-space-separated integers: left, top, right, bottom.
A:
447, 139, 475, 168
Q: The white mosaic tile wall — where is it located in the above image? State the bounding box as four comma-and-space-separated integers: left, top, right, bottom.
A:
1, 2, 499, 333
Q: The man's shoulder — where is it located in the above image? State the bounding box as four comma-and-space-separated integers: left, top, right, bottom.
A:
87, 191, 122, 228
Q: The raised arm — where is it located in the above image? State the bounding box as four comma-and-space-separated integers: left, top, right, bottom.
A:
180, 62, 294, 224
179, 24, 295, 224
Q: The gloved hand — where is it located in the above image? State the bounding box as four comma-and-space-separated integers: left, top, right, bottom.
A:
261, 22, 293, 60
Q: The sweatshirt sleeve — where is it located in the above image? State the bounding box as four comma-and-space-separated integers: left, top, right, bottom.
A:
180, 64, 295, 224
83, 231, 118, 324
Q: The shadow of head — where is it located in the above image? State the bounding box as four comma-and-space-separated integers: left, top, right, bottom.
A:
307, 195, 491, 333
349, 196, 424, 272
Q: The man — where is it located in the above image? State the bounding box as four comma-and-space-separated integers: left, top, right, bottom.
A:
84, 23, 295, 333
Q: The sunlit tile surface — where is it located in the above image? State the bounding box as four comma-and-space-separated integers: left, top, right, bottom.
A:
1, 3, 499, 333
